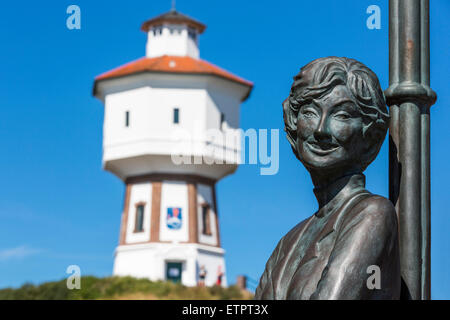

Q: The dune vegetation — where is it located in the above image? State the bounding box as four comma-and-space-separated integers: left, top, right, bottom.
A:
0, 276, 253, 300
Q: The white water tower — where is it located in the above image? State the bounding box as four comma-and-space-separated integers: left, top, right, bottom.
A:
93, 8, 252, 286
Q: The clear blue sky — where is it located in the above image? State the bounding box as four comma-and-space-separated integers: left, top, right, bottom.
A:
0, 0, 448, 299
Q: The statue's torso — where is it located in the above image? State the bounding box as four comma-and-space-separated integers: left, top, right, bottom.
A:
255, 186, 401, 300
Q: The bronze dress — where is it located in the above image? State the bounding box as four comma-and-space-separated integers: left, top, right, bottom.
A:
255, 174, 401, 300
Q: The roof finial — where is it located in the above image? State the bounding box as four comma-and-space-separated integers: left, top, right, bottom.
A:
171, 0, 176, 11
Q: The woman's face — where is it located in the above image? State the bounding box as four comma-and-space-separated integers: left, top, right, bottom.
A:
296, 84, 366, 173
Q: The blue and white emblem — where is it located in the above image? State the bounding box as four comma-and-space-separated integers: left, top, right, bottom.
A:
167, 207, 182, 230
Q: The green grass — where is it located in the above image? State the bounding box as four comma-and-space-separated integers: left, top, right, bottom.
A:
0, 276, 252, 300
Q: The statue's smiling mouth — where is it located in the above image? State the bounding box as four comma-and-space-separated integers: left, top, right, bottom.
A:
306, 141, 340, 155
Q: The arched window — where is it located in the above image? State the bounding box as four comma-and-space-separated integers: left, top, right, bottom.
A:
188, 28, 197, 41
153, 25, 163, 36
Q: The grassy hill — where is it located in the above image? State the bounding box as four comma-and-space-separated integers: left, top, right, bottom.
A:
0, 276, 253, 300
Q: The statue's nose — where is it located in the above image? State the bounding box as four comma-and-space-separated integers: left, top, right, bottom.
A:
313, 115, 331, 141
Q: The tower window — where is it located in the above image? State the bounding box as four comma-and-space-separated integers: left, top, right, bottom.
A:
201, 204, 212, 236
220, 112, 225, 129
188, 28, 197, 41
154, 25, 163, 35
173, 108, 179, 124
125, 111, 129, 127
134, 203, 145, 233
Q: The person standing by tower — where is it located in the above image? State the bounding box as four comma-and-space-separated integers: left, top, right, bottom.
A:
198, 265, 207, 287
216, 266, 224, 286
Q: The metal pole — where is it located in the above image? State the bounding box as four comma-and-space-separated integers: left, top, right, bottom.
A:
385, 0, 436, 300
419, 0, 432, 300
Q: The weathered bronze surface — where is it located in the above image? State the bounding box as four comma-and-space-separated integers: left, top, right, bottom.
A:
386, 0, 436, 300
255, 57, 401, 299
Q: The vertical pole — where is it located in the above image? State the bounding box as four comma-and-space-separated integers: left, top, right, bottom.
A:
419, 0, 431, 300
385, 0, 436, 300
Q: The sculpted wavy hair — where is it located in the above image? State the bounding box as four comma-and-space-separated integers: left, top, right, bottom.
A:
282, 56, 390, 170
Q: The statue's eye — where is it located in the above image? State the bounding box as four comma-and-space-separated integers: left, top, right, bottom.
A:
302, 110, 316, 118
334, 112, 351, 120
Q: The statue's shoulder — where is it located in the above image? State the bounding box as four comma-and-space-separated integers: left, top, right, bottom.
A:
355, 194, 396, 219
342, 193, 398, 234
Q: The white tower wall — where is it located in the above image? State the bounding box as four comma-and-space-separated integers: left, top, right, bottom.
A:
96, 73, 247, 181
113, 243, 226, 287
113, 178, 226, 287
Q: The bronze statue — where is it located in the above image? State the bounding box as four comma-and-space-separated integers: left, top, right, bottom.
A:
255, 57, 401, 300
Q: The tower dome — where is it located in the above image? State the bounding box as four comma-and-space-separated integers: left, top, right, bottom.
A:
142, 9, 206, 58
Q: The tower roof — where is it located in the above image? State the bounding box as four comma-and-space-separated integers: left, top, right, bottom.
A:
93, 55, 253, 100
141, 9, 206, 34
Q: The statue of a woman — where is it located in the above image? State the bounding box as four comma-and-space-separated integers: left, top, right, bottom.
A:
255, 57, 401, 300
